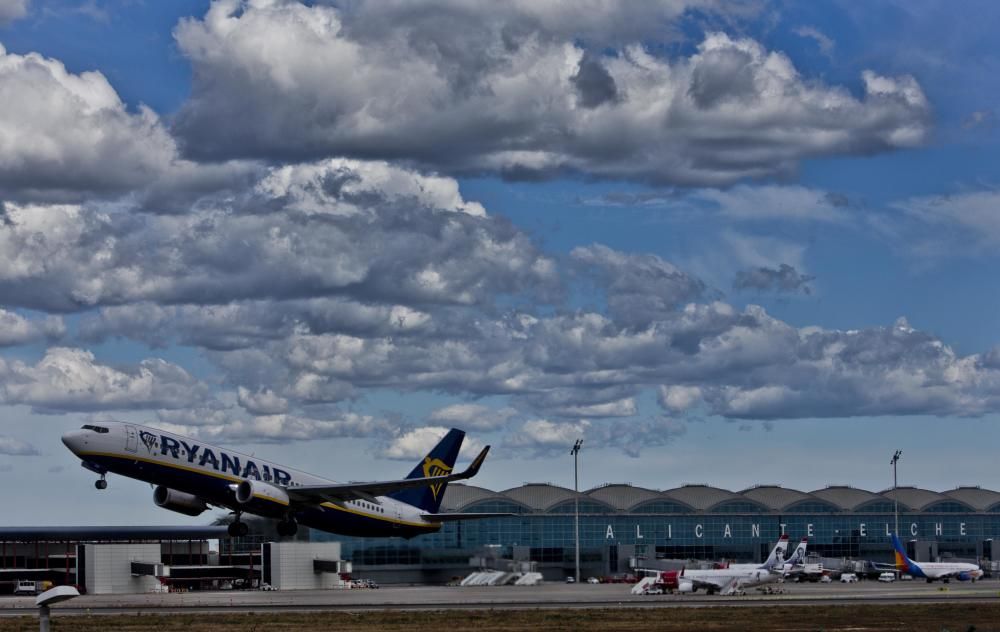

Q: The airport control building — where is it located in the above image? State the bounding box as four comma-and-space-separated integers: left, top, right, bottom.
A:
316, 483, 1000, 583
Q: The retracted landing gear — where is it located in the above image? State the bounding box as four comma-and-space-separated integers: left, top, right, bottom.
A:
95, 474, 108, 490
227, 513, 249, 537
276, 518, 298, 537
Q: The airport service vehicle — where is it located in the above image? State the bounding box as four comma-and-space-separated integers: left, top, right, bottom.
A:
878, 572, 896, 583
632, 536, 789, 596
889, 534, 984, 583
586, 577, 600, 584
62, 421, 497, 538
839, 573, 858, 583
13, 580, 39, 596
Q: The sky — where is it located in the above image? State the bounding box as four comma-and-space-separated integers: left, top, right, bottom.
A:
1, 0, 1000, 525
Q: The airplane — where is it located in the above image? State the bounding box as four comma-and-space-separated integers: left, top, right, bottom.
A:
780, 538, 824, 581
632, 535, 789, 596
61, 421, 499, 538
887, 533, 983, 583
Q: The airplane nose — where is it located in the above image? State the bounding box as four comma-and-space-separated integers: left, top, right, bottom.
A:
61, 430, 84, 453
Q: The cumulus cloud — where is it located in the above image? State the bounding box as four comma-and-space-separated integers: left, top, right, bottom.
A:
658, 384, 702, 412
0, 0, 28, 25
0, 309, 64, 346
0, 435, 39, 456
427, 403, 517, 431
503, 419, 590, 456
158, 412, 391, 444
173, 2, 930, 185
382, 425, 484, 460
733, 263, 815, 295
572, 244, 707, 328
237, 386, 289, 415
0, 347, 212, 413
0, 160, 557, 313
0, 44, 179, 199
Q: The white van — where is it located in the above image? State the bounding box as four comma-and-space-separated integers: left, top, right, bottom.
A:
878, 572, 897, 583
13, 580, 38, 596
839, 573, 858, 583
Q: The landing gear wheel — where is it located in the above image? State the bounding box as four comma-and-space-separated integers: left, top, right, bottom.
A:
95, 476, 107, 490
276, 519, 298, 537
228, 520, 249, 537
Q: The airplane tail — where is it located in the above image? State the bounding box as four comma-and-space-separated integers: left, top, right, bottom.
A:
890, 533, 915, 573
760, 535, 790, 569
785, 538, 809, 566
387, 428, 465, 514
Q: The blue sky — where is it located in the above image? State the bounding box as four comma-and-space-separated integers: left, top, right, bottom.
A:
1, 0, 1000, 525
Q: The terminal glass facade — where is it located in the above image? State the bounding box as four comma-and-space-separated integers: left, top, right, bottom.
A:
311, 484, 1000, 574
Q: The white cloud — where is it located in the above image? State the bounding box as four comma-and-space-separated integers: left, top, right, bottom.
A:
173, 3, 930, 185
0, 44, 181, 199
0, 435, 39, 456
166, 412, 391, 444
382, 425, 484, 460
692, 185, 848, 222
0, 309, 63, 346
0, 160, 557, 312
0, 347, 212, 412
793, 25, 835, 58
427, 403, 516, 431
658, 385, 702, 412
893, 190, 1000, 251
504, 419, 590, 456
0, 0, 28, 25
237, 386, 289, 415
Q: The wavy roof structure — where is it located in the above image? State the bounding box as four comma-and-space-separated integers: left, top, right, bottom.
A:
441, 483, 1000, 513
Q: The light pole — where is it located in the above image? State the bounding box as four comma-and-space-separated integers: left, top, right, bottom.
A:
891, 450, 902, 537
571, 438, 583, 584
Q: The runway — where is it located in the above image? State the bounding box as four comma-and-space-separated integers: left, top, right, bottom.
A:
2, 580, 1000, 616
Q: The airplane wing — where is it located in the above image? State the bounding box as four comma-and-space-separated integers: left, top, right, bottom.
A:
420, 512, 513, 522
287, 446, 490, 504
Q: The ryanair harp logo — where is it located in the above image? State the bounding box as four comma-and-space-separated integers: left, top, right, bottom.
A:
422, 457, 452, 501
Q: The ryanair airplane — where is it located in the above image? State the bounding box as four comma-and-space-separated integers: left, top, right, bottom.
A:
62, 421, 495, 538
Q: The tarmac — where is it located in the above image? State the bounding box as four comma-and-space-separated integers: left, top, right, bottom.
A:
2, 580, 1000, 616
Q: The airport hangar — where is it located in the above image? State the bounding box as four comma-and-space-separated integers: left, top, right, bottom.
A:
307, 482, 1000, 583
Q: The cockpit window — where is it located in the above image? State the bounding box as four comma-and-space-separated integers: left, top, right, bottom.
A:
81, 424, 110, 434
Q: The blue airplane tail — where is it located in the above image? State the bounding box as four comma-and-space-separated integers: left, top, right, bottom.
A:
387, 429, 465, 513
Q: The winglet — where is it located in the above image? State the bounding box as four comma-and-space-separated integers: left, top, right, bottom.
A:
455, 445, 490, 480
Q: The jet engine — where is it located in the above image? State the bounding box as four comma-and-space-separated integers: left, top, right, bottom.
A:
153, 486, 208, 516
235, 479, 290, 518
677, 580, 695, 593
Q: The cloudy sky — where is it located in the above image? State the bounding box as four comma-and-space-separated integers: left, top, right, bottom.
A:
2, 0, 1000, 525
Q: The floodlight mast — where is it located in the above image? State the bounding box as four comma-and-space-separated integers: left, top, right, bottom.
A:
571, 438, 583, 584
891, 450, 902, 537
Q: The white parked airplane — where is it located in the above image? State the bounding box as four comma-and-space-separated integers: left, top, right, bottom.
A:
633, 535, 789, 596
889, 534, 983, 583
62, 421, 496, 537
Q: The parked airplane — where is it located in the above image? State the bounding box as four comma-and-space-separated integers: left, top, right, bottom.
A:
781, 538, 824, 580
62, 421, 496, 538
888, 533, 983, 583
632, 535, 789, 596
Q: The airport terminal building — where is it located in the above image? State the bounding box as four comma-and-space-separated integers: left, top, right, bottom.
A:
318, 483, 1000, 582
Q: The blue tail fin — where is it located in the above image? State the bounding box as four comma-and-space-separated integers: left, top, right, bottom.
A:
388, 429, 465, 513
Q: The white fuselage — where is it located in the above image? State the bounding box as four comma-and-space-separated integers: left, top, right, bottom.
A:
62, 421, 440, 536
